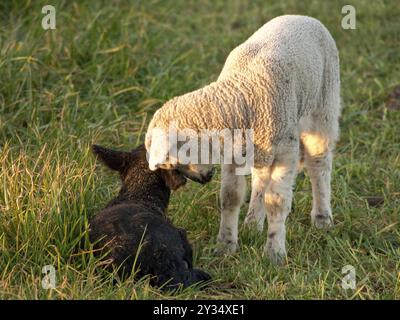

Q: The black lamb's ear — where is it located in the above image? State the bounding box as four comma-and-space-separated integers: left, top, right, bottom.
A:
92, 145, 132, 172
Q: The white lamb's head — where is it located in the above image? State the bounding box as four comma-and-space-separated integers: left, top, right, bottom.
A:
145, 116, 214, 185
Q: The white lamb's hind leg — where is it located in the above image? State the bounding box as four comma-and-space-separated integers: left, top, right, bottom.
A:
264, 149, 298, 265
244, 167, 271, 232
216, 164, 246, 255
301, 132, 334, 228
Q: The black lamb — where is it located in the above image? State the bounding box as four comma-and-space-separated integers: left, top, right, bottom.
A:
89, 144, 211, 290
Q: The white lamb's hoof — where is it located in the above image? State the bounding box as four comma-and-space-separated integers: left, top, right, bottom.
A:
264, 240, 287, 265
214, 240, 238, 256
312, 210, 333, 229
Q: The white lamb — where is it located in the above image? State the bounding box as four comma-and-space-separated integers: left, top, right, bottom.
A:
145, 15, 341, 264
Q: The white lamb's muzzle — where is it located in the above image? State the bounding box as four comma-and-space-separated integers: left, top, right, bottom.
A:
148, 146, 169, 171
175, 164, 215, 184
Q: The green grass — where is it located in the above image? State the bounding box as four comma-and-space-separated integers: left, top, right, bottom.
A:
0, 0, 399, 299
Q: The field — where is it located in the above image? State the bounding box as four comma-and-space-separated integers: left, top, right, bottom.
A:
0, 0, 399, 299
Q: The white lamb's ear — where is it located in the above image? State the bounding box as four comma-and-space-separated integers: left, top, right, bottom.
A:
147, 127, 169, 171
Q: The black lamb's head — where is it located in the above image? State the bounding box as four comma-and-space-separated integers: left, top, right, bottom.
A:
91, 144, 187, 192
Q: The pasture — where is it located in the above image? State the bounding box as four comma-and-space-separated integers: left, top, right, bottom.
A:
0, 0, 399, 299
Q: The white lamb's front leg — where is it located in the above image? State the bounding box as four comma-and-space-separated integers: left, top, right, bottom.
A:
244, 167, 271, 231
264, 149, 298, 265
216, 164, 246, 255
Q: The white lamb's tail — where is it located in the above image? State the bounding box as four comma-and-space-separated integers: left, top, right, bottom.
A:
321, 35, 341, 144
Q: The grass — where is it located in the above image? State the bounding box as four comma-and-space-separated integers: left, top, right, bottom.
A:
0, 0, 399, 299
